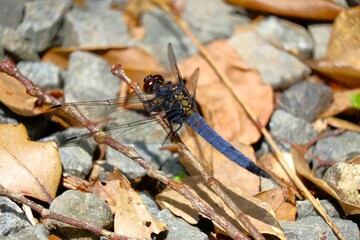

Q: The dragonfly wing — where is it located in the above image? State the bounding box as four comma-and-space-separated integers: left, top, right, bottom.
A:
186, 68, 199, 100
167, 43, 185, 87
45, 94, 153, 128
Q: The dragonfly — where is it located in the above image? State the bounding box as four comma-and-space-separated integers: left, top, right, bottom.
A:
48, 44, 270, 178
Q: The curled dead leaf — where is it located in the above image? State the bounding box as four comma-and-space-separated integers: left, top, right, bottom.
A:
0, 124, 62, 203
225, 0, 344, 20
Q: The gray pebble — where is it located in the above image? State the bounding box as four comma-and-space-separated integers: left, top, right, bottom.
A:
105, 143, 173, 180
313, 131, 360, 166
139, 192, 161, 217
269, 109, 317, 151
0, 197, 30, 237
140, 8, 197, 66
0, 0, 24, 29
0, 26, 39, 61
228, 31, 311, 90
279, 80, 333, 122
156, 209, 208, 240
17, 0, 72, 52
59, 146, 93, 179
0, 224, 49, 240
280, 216, 359, 240
296, 199, 341, 219
183, 0, 249, 44
62, 8, 130, 48
256, 16, 314, 59
45, 190, 113, 240
64, 51, 120, 102
17, 61, 63, 90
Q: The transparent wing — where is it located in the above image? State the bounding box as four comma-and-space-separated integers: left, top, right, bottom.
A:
167, 44, 199, 100
168, 43, 184, 87
186, 68, 199, 100
45, 94, 153, 128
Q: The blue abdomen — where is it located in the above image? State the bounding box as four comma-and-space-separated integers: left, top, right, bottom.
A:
185, 112, 270, 178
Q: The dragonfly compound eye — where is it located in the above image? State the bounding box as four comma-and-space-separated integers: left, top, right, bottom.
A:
143, 74, 165, 94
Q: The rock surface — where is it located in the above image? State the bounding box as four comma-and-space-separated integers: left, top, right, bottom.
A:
269, 109, 317, 151
156, 209, 208, 240
17, 0, 72, 52
279, 80, 333, 122
256, 16, 314, 59
62, 8, 130, 47
228, 31, 311, 90
45, 190, 113, 240
64, 51, 120, 102
0, 197, 30, 237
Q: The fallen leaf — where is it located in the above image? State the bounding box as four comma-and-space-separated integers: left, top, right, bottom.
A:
156, 176, 286, 239
179, 40, 274, 145
310, 7, 360, 88
255, 188, 296, 221
0, 124, 62, 203
224, 0, 344, 20
291, 148, 360, 215
0, 73, 47, 116
92, 169, 166, 239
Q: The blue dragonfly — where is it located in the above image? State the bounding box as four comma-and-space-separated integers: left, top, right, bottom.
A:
48, 44, 270, 178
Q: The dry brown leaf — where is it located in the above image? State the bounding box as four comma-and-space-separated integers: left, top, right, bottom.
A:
0, 73, 47, 116
311, 7, 360, 87
156, 176, 286, 239
92, 170, 166, 239
255, 188, 296, 221
291, 148, 360, 215
0, 124, 61, 203
225, 0, 344, 20
319, 88, 360, 117
180, 40, 274, 145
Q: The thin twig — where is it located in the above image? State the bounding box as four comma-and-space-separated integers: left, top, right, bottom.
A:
0, 61, 249, 240
153, 2, 347, 240
0, 184, 128, 240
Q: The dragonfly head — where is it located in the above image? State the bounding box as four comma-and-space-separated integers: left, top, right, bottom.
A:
144, 74, 164, 94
